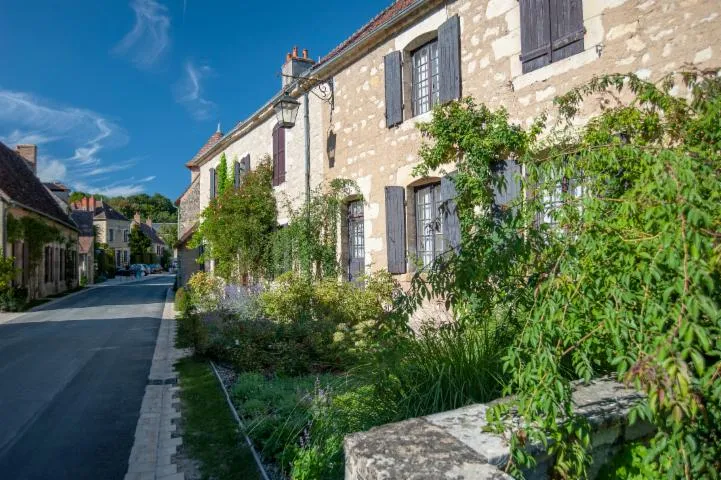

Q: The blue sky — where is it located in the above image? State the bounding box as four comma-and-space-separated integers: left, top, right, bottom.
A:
0, 0, 391, 200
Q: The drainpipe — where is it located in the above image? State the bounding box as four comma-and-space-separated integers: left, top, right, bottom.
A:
304, 92, 312, 278
0, 199, 6, 258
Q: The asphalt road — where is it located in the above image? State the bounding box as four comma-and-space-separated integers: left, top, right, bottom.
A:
0, 274, 173, 480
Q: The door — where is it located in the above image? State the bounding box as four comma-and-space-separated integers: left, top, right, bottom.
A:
347, 200, 365, 281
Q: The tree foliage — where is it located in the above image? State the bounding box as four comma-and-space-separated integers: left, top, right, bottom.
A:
70, 192, 178, 223
129, 224, 152, 263
408, 70, 721, 478
192, 157, 278, 281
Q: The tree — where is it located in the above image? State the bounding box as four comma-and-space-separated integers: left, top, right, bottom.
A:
407, 70, 721, 478
216, 153, 230, 196
191, 157, 277, 281
129, 224, 152, 264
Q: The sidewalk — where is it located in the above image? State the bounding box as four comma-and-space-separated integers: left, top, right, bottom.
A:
124, 287, 190, 480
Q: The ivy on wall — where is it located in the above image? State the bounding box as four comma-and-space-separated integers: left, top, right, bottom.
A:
406, 70, 721, 478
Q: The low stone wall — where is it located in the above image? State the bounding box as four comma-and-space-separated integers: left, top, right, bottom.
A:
344, 378, 654, 480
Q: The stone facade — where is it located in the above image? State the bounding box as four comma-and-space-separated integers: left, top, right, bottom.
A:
95, 218, 131, 267
344, 378, 655, 480
320, 0, 721, 280
176, 179, 201, 287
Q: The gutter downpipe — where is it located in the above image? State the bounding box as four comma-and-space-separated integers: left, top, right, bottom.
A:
304, 92, 312, 278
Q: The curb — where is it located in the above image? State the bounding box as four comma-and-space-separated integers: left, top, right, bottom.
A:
124, 287, 189, 480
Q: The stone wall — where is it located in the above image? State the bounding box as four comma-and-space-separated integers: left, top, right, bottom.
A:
177, 178, 200, 241
323, 0, 721, 281
344, 378, 655, 480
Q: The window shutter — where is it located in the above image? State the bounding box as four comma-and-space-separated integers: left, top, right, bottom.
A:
384, 186, 406, 274
209, 168, 216, 199
438, 15, 461, 103
384, 51, 403, 128
492, 159, 522, 214
550, 0, 584, 62
233, 160, 241, 189
440, 175, 461, 252
242, 154, 251, 175
272, 126, 279, 186
277, 126, 286, 184
519, 0, 552, 74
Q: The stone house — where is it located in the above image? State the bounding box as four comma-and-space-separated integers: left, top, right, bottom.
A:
0, 142, 80, 300
178, 0, 720, 287
70, 210, 95, 285
72, 197, 131, 268
131, 213, 167, 263
175, 174, 201, 286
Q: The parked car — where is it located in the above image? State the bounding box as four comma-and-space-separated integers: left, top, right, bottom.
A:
150, 264, 162, 274
129, 264, 147, 276
116, 267, 132, 277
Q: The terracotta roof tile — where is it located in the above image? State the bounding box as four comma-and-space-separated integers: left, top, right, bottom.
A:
186, 130, 223, 166
317, 0, 422, 66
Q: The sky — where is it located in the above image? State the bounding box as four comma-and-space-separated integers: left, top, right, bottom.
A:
0, 0, 392, 200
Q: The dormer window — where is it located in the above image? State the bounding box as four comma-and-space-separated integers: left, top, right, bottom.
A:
411, 40, 440, 116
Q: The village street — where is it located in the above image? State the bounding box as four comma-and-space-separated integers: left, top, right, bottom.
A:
0, 275, 173, 480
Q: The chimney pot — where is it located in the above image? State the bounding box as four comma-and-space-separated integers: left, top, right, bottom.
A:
292, 46, 298, 58
286, 52, 292, 62
302, 48, 308, 59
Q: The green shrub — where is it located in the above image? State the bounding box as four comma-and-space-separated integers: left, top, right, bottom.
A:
597, 442, 667, 479
175, 287, 190, 316
176, 313, 208, 354
0, 286, 27, 312
186, 271, 223, 313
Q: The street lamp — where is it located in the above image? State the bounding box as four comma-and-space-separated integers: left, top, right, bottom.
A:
273, 93, 301, 129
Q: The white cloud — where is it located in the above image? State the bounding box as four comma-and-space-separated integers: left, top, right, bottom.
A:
37, 156, 68, 182
0, 88, 155, 195
75, 175, 156, 197
114, 0, 171, 68
174, 60, 216, 120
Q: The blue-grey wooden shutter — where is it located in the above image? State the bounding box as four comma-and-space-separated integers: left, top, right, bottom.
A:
384, 51, 403, 128
272, 125, 279, 186
242, 154, 251, 175
520, 0, 552, 73
233, 160, 241, 189
550, 0, 585, 62
441, 175, 461, 253
209, 168, 216, 199
438, 15, 461, 103
385, 186, 406, 274
492, 159, 522, 213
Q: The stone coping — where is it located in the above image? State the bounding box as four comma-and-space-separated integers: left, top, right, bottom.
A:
344, 378, 652, 480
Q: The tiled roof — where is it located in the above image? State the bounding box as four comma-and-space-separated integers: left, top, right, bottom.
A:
0, 142, 78, 230
94, 201, 129, 222
186, 130, 223, 167
137, 222, 165, 245
70, 210, 95, 237
44, 181, 70, 191
317, 0, 423, 66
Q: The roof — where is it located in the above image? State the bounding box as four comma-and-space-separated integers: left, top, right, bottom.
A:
78, 237, 94, 254
0, 142, 79, 231
44, 181, 70, 192
137, 222, 165, 245
70, 210, 95, 237
318, 0, 422, 66
94, 201, 129, 222
177, 222, 198, 247
185, 130, 223, 167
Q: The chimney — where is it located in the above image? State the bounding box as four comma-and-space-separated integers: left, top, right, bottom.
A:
16, 144, 38, 174
282, 46, 315, 87
134, 212, 141, 224
89, 196, 97, 213
146, 217, 153, 228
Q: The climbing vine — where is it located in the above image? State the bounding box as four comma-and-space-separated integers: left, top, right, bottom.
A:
407, 70, 721, 478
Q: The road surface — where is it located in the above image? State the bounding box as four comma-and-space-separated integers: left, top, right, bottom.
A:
0, 275, 173, 480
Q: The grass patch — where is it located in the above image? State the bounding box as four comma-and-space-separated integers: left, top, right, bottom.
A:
176, 357, 262, 480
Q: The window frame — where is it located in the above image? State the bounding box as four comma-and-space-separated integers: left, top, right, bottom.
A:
414, 182, 445, 268
346, 200, 365, 280
411, 39, 441, 117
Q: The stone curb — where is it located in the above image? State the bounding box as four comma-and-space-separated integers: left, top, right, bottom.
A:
124, 287, 190, 480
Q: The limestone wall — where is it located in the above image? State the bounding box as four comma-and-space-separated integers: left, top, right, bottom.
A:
323, 0, 721, 279
178, 179, 200, 241
344, 378, 655, 480
197, 87, 326, 224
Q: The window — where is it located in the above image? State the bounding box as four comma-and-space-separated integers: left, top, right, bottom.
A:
347, 200, 365, 281
272, 124, 286, 186
116, 249, 121, 266
44, 247, 50, 283
519, 0, 585, 74
539, 173, 584, 228
109, 228, 114, 242
411, 40, 440, 116
60, 249, 65, 281
123, 250, 129, 265
415, 183, 445, 267
124, 229, 129, 242
210, 168, 217, 199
